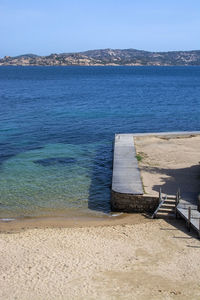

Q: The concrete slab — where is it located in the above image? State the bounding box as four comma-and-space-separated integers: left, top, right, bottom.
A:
177, 205, 200, 235
111, 131, 200, 213
112, 134, 143, 195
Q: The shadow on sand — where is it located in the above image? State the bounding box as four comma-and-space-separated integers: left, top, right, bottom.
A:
141, 164, 200, 239
140, 164, 200, 204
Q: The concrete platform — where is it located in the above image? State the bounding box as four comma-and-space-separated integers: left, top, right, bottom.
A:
112, 134, 143, 195
111, 131, 200, 213
111, 134, 158, 213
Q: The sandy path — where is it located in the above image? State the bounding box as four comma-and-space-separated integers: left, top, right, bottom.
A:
0, 218, 200, 300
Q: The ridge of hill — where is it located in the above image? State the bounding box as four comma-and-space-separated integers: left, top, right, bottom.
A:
1, 48, 200, 66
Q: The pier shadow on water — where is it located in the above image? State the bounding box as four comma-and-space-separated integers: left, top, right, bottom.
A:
88, 143, 113, 214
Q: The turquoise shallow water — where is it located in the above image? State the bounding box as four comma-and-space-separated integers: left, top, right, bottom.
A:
0, 66, 200, 218
0, 143, 94, 217
0, 141, 112, 218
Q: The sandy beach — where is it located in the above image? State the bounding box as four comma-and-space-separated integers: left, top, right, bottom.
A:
1, 134, 200, 299
1, 217, 200, 300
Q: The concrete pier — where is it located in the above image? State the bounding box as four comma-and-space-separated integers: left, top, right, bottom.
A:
112, 134, 143, 195
111, 131, 200, 213
111, 134, 158, 213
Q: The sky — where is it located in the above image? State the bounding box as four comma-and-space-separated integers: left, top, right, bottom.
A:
1, 0, 200, 57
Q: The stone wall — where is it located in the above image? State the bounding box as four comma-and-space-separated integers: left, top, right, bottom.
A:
111, 190, 159, 213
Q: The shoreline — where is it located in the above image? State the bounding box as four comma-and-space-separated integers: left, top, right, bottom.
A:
1, 131, 200, 231
0, 213, 151, 233
1, 65, 200, 67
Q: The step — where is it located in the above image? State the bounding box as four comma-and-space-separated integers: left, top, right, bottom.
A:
166, 196, 176, 200
161, 203, 176, 209
158, 208, 175, 213
155, 211, 175, 219
164, 199, 176, 205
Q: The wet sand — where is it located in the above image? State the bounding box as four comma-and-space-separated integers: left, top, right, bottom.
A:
0, 213, 149, 233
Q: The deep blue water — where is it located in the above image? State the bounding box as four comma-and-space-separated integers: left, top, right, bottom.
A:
0, 66, 200, 218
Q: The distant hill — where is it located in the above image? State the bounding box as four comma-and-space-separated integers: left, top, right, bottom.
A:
1, 48, 200, 66
14, 54, 39, 59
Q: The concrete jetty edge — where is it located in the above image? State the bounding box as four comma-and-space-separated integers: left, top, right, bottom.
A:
111, 133, 158, 213
111, 131, 200, 213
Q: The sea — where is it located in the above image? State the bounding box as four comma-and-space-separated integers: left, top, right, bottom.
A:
0, 66, 200, 219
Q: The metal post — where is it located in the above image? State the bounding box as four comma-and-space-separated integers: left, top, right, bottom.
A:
159, 188, 162, 203
178, 188, 181, 200
175, 192, 179, 219
175, 192, 178, 207
199, 219, 200, 239
175, 193, 178, 219
187, 206, 191, 232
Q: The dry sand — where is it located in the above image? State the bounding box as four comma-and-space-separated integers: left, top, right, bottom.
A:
135, 134, 200, 201
1, 218, 200, 300
1, 134, 200, 299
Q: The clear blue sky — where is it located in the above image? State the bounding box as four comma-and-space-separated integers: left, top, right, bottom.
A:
1, 0, 200, 57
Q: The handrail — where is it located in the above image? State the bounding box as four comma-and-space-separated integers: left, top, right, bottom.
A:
152, 195, 167, 219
